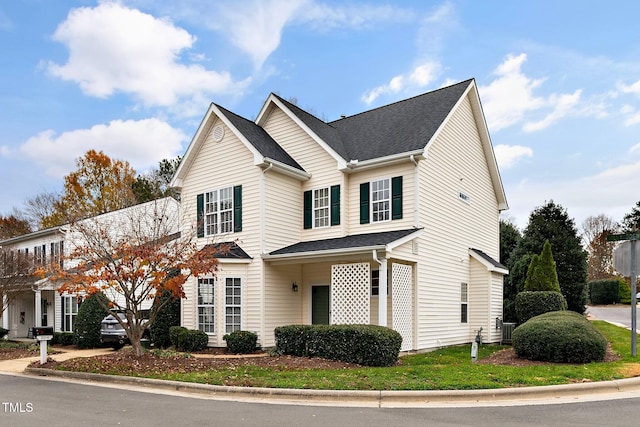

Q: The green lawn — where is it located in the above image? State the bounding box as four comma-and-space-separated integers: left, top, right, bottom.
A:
86, 321, 640, 390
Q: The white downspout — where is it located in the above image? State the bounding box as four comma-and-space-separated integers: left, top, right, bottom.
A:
410, 154, 419, 228
2, 294, 9, 334
372, 250, 388, 327
260, 162, 273, 347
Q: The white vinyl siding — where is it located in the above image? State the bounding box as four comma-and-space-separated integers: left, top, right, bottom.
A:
415, 93, 502, 349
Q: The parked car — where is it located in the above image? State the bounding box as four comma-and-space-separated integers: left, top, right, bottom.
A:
100, 312, 150, 349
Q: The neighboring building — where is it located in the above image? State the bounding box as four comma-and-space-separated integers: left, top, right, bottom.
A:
0, 198, 179, 339
171, 79, 508, 352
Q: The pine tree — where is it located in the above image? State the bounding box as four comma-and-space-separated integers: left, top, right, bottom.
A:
524, 240, 561, 292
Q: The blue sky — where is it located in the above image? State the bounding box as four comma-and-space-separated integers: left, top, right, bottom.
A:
2, 0, 640, 231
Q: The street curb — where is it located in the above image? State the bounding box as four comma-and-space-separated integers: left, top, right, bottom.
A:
24, 367, 640, 406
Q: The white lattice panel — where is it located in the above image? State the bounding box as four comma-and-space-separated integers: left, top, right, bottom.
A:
392, 263, 413, 351
331, 263, 370, 324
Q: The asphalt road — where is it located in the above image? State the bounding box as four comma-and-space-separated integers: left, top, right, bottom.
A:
587, 305, 640, 330
2, 374, 640, 427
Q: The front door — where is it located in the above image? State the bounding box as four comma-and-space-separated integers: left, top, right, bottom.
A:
311, 286, 329, 325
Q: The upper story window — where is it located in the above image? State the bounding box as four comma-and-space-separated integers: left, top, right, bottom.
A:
50, 241, 64, 269
360, 176, 403, 224
197, 186, 242, 238
304, 185, 340, 229
34, 244, 46, 266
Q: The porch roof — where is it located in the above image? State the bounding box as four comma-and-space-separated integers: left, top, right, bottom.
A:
201, 242, 252, 262
264, 228, 422, 261
469, 248, 508, 274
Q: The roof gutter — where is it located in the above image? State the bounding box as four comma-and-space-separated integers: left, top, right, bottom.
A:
260, 157, 311, 180
342, 149, 425, 172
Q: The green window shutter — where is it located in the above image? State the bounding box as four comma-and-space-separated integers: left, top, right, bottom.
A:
392, 176, 403, 220
303, 190, 312, 229
233, 186, 242, 232
360, 182, 370, 224
330, 185, 340, 226
196, 193, 204, 238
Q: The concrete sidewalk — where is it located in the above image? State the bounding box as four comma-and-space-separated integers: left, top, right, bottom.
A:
5, 346, 640, 408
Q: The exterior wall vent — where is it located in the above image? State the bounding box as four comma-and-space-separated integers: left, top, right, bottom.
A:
212, 125, 225, 142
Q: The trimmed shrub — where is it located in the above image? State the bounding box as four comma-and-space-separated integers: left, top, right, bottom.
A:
0, 328, 8, 339
515, 291, 567, 324
51, 332, 75, 346
150, 291, 181, 349
176, 329, 208, 352
223, 330, 258, 354
589, 279, 621, 305
169, 326, 187, 348
274, 324, 402, 367
74, 293, 109, 348
512, 311, 607, 363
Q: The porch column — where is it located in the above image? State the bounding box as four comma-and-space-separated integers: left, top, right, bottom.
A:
2, 294, 8, 332
34, 289, 42, 327
378, 257, 388, 327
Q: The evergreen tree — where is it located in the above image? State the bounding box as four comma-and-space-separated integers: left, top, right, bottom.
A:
524, 240, 561, 292
149, 290, 181, 348
510, 201, 588, 313
74, 293, 109, 349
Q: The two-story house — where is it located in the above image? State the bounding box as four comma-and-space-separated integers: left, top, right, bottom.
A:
0, 197, 180, 339
171, 79, 508, 352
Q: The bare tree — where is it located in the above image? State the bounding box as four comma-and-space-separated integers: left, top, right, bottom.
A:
22, 190, 61, 230
0, 248, 34, 326
581, 214, 619, 281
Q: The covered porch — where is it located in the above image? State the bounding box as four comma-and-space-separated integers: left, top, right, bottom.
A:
263, 228, 422, 351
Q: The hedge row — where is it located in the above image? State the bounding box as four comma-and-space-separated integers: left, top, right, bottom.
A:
588, 279, 627, 305
274, 324, 402, 367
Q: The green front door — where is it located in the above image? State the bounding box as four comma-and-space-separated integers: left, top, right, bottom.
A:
311, 286, 330, 325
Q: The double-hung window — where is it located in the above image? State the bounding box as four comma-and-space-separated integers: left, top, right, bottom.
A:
205, 187, 233, 235
197, 278, 215, 333
34, 244, 45, 266
50, 241, 63, 269
225, 278, 242, 333
360, 176, 403, 224
314, 188, 330, 228
371, 178, 390, 222
61, 295, 78, 332
461, 282, 468, 324
304, 185, 340, 229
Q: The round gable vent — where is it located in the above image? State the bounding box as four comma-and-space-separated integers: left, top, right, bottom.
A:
212, 125, 225, 142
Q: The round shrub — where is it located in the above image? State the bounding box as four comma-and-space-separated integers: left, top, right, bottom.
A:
169, 326, 187, 348
515, 291, 567, 324
223, 330, 258, 354
74, 293, 109, 348
512, 311, 607, 363
176, 329, 208, 352
150, 292, 181, 349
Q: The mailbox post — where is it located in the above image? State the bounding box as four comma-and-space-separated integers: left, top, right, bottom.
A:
32, 327, 54, 365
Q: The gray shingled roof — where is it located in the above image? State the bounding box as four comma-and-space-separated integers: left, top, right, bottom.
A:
269, 228, 420, 255
469, 248, 507, 270
215, 103, 304, 171
202, 242, 252, 259
276, 79, 473, 162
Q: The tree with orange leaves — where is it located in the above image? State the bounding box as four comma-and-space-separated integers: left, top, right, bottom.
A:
45, 198, 219, 356
43, 150, 137, 227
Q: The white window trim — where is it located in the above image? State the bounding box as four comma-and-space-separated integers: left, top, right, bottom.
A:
197, 278, 216, 334
461, 282, 468, 324
370, 177, 391, 223
61, 295, 78, 332
313, 186, 330, 229
204, 186, 234, 237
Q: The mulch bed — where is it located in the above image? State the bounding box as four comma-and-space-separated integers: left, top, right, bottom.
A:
477, 344, 620, 366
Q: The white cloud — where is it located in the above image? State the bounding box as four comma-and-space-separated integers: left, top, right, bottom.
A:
619, 79, 640, 96
361, 61, 440, 105
19, 119, 187, 178
629, 143, 640, 155
47, 2, 246, 108
506, 161, 640, 230
493, 144, 533, 170
523, 90, 582, 132
480, 53, 585, 133
0, 145, 10, 157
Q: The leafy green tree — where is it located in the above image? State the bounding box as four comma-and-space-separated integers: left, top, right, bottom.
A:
74, 293, 109, 348
510, 201, 588, 314
524, 240, 561, 292
500, 219, 522, 322
622, 201, 640, 232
